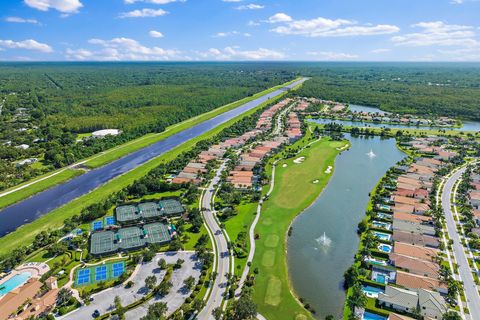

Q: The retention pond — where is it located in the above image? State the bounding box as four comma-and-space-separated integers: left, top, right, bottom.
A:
287, 133, 405, 318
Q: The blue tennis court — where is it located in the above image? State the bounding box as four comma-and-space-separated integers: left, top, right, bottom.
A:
104, 216, 115, 226
92, 221, 103, 231
77, 269, 90, 285
95, 265, 107, 281
112, 262, 125, 277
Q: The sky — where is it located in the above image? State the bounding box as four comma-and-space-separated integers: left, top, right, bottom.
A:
1, 0, 479, 61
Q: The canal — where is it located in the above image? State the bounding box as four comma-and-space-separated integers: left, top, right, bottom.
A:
0, 78, 306, 237
287, 133, 405, 318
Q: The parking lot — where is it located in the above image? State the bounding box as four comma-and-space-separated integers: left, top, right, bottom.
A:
63, 251, 201, 319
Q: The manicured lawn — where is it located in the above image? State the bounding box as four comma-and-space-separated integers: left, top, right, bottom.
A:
251, 136, 348, 320
223, 201, 258, 277
0, 82, 301, 257
0, 169, 81, 209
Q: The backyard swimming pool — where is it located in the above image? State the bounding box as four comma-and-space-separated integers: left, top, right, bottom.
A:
378, 244, 392, 253
373, 231, 391, 241
362, 285, 385, 298
363, 311, 387, 320
0, 272, 31, 296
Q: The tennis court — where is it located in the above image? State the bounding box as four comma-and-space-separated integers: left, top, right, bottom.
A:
158, 199, 184, 216
117, 227, 145, 250
90, 231, 116, 255
115, 205, 139, 224
144, 223, 171, 244
104, 216, 116, 226
137, 202, 161, 219
91, 220, 103, 231
75, 261, 126, 287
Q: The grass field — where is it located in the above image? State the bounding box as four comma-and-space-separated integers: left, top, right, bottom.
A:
251, 134, 348, 320
0, 78, 299, 212
223, 201, 258, 277
0, 169, 81, 209
0, 81, 302, 258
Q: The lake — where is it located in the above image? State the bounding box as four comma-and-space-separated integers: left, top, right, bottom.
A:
287, 134, 405, 318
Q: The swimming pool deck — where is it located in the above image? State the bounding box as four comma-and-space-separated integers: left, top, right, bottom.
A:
0, 262, 49, 300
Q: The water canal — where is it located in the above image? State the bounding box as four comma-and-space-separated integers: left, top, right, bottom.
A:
0, 78, 307, 237
287, 134, 405, 318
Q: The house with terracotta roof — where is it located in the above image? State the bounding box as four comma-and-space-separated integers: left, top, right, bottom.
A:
389, 253, 440, 278
396, 271, 447, 294
393, 211, 432, 224
393, 242, 438, 262
469, 190, 480, 209
0, 279, 43, 320
388, 313, 415, 320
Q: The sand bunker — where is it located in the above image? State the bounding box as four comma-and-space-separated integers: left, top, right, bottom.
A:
282, 163, 288, 168
293, 157, 305, 164
324, 166, 332, 174
336, 144, 349, 151
312, 179, 319, 184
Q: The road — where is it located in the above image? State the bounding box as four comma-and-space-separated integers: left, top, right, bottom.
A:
196, 162, 231, 319
0, 78, 307, 237
442, 167, 480, 318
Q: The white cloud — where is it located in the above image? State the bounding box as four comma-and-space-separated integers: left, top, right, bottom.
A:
124, 0, 184, 4
247, 20, 260, 27
5, 17, 39, 24
267, 13, 292, 23
197, 46, 285, 60
370, 48, 390, 54
0, 39, 53, 53
268, 13, 399, 37
437, 47, 480, 61
450, 0, 479, 4
119, 8, 168, 18
149, 30, 164, 38
391, 21, 479, 47
24, 0, 83, 14
235, 4, 264, 10
306, 51, 358, 60
66, 37, 179, 61
212, 31, 251, 37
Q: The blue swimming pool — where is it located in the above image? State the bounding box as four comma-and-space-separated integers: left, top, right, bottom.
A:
0, 272, 31, 296
373, 231, 391, 241
375, 274, 386, 283
362, 285, 385, 298
363, 311, 387, 320
378, 244, 392, 253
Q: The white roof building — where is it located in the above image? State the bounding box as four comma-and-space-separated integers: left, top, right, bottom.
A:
92, 129, 121, 138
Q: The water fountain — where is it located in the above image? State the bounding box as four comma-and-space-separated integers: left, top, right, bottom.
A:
366, 149, 376, 158
316, 231, 332, 247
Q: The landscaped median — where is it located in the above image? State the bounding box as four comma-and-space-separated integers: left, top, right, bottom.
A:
0, 79, 305, 259
251, 130, 349, 320
0, 77, 301, 211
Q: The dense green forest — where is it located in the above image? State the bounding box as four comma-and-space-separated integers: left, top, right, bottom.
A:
0, 62, 295, 190
293, 62, 480, 120
1, 62, 479, 191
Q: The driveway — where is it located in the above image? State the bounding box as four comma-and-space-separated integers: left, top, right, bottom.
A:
63, 251, 201, 320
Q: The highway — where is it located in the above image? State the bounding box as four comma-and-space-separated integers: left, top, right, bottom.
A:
442, 167, 480, 319
197, 162, 231, 319
0, 78, 307, 237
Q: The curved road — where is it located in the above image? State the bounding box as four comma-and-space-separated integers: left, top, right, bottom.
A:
197, 162, 230, 319
442, 167, 480, 318
0, 78, 306, 237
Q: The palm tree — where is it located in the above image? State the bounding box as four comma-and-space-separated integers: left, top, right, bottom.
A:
346, 283, 367, 313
